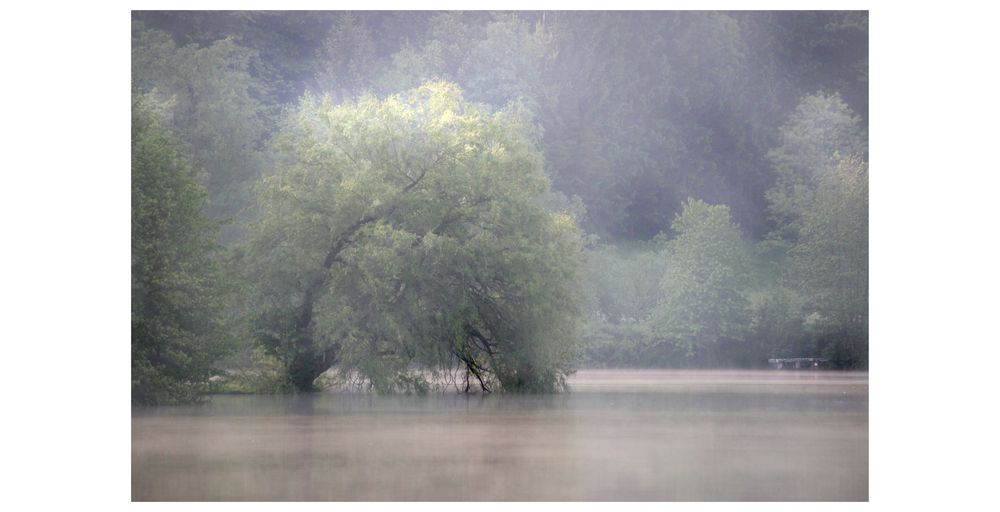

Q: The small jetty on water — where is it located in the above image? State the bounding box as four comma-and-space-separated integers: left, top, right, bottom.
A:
768, 358, 830, 370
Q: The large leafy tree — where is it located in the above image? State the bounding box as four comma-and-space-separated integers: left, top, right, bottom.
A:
132, 95, 230, 405
246, 82, 583, 393
652, 199, 753, 360
456, 14, 552, 112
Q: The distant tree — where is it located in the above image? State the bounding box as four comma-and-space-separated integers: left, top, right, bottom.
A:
373, 12, 550, 114
373, 42, 439, 95
652, 199, 752, 360
132, 95, 230, 405
315, 12, 377, 100
578, 244, 665, 366
132, 24, 272, 242
373, 12, 481, 95
246, 82, 584, 393
585, 245, 664, 326
457, 14, 552, 112
760, 11, 869, 119
790, 156, 868, 367
131, 11, 339, 103
425, 11, 479, 76
765, 92, 867, 241
746, 285, 809, 363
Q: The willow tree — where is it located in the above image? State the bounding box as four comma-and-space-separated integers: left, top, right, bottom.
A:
247, 82, 583, 393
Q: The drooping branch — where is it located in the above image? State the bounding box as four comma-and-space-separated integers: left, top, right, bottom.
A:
450, 321, 501, 394
467, 325, 497, 357
455, 349, 491, 394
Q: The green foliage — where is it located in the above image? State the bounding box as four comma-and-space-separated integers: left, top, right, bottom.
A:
457, 15, 552, 112
132, 23, 273, 242
746, 285, 809, 361
132, 95, 232, 405
759, 11, 869, 118
765, 92, 867, 241
653, 199, 753, 358
212, 347, 293, 394
315, 13, 377, 99
586, 244, 664, 325
132, 11, 340, 103
790, 156, 868, 366
135, 11, 869, 245
369, 12, 477, 95
372, 13, 551, 117
246, 82, 584, 393
761, 92, 868, 368
578, 244, 663, 366
374, 42, 439, 95
578, 202, 767, 368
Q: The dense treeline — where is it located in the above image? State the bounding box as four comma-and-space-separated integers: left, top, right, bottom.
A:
131, 11, 868, 403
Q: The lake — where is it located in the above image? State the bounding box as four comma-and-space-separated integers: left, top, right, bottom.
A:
132, 369, 868, 501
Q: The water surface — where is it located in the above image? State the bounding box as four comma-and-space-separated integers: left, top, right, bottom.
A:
132, 369, 868, 501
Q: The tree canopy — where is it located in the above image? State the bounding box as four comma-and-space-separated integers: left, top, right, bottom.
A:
245, 82, 584, 392
765, 92, 867, 242
652, 199, 753, 359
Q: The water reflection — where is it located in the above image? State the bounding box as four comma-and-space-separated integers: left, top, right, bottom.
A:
132, 370, 868, 501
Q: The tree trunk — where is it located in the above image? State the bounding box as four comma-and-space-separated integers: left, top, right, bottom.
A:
288, 340, 339, 392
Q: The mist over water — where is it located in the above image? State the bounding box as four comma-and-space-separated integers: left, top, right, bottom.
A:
132, 370, 867, 501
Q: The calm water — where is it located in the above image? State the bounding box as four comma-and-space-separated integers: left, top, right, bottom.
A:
132, 369, 868, 501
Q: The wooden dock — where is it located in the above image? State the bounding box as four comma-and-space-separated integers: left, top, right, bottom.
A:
767, 358, 830, 370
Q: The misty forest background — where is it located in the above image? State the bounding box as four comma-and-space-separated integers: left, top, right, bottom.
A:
132, 11, 868, 404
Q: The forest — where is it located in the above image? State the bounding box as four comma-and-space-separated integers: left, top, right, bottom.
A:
131, 11, 868, 405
